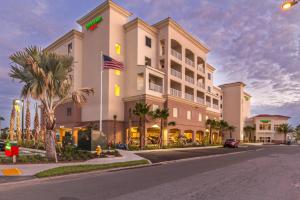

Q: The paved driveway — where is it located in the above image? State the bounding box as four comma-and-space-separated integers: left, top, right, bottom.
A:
136, 146, 261, 163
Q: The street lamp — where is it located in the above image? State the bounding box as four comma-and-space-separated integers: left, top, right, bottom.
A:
281, 0, 298, 10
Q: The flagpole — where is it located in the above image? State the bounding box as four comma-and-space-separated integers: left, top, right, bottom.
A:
100, 51, 103, 133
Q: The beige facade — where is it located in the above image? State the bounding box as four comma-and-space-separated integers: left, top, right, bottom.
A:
46, 0, 250, 145
250, 115, 290, 144
219, 82, 251, 140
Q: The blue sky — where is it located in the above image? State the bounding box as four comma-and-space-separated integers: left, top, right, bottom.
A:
0, 0, 299, 127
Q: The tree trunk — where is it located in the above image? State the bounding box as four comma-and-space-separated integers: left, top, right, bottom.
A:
230, 131, 232, 139
139, 118, 143, 150
113, 117, 117, 146
249, 132, 252, 142
45, 130, 57, 162
209, 128, 212, 144
284, 133, 287, 144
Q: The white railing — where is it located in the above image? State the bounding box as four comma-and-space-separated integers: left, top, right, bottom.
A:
213, 104, 219, 110
197, 97, 205, 104
206, 102, 212, 107
171, 49, 182, 60
171, 68, 182, 79
197, 64, 205, 73
170, 88, 182, 97
185, 58, 195, 67
149, 82, 162, 93
185, 75, 194, 84
197, 82, 205, 89
185, 93, 194, 101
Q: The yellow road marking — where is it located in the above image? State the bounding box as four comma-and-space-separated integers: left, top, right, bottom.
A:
1, 168, 22, 176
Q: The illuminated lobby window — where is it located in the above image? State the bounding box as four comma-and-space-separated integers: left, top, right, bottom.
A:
114, 84, 120, 96
115, 43, 121, 55
115, 70, 121, 76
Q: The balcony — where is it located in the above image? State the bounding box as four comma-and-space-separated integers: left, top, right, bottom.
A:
213, 104, 219, 110
197, 64, 205, 73
185, 93, 194, 101
170, 88, 182, 97
149, 82, 162, 93
206, 102, 212, 107
185, 57, 195, 67
185, 75, 194, 84
197, 82, 205, 89
171, 49, 182, 60
197, 97, 205, 105
171, 68, 182, 79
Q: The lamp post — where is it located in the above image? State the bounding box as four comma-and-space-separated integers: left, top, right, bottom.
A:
281, 0, 299, 10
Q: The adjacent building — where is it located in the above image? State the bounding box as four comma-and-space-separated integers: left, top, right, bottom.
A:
45, 0, 252, 146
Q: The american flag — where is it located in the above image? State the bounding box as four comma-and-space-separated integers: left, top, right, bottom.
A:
103, 55, 124, 70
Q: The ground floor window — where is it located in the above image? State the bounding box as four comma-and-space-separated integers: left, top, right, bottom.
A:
259, 137, 271, 143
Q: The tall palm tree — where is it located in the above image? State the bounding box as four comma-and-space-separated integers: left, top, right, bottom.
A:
9, 46, 94, 161
244, 125, 255, 142
25, 99, 31, 142
0, 116, 4, 136
206, 119, 220, 144
33, 103, 40, 144
9, 104, 15, 141
219, 120, 229, 142
133, 102, 150, 150
113, 115, 117, 146
16, 107, 22, 143
277, 123, 294, 144
228, 125, 236, 139
150, 108, 175, 148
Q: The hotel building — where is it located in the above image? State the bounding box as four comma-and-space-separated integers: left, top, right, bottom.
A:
45, 0, 251, 145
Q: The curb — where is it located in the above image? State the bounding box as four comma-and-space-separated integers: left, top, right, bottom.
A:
132, 145, 222, 153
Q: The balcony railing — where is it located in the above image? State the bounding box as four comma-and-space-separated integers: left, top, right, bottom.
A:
185, 75, 194, 84
206, 102, 212, 107
171, 68, 182, 79
185, 93, 194, 101
197, 64, 205, 73
197, 97, 205, 105
171, 49, 182, 60
197, 82, 205, 89
185, 58, 195, 67
170, 88, 182, 97
149, 82, 162, 93
213, 104, 219, 110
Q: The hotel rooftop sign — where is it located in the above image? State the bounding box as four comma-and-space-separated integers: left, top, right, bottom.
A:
86, 16, 103, 31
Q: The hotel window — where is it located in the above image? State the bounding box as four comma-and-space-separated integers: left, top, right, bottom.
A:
114, 84, 120, 96
259, 123, 271, 130
187, 111, 192, 120
173, 108, 178, 118
145, 57, 151, 66
115, 70, 121, 76
152, 104, 159, 111
220, 104, 223, 109
207, 73, 211, 80
198, 113, 202, 122
208, 86, 211, 92
137, 73, 144, 90
274, 125, 280, 131
145, 36, 152, 48
66, 107, 72, 116
67, 43, 72, 55
115, 43, 121, 55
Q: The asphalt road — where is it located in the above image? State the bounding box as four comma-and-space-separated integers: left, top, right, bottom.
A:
0, 146, 300, 200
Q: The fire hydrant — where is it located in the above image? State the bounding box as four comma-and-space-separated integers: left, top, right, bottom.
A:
96, 145, 102, 157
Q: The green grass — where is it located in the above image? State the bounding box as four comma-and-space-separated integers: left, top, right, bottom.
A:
35, 160, 149, 178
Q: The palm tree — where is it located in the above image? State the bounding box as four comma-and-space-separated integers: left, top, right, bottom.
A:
9, 104, 15, 141
0, 116, 4, 136
9, 46, 94, 161
33, 103, 40, 144
127, 108, 132, 145
133, 102, 150, 150
206, 119, 220, 144
25, 99, 31, 142
277, 123, 294, 144
219, 120, 229, 142
113, 115, 117, 146
244, 125, 255, 142
150, 108, 175, 148
227, 125, 236, 139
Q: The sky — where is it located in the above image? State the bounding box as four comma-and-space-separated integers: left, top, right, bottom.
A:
0, 0, 299, 127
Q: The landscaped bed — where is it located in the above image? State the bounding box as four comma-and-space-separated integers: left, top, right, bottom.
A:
35, 160, 150, 178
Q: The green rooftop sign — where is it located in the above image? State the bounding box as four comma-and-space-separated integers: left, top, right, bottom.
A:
86, 16, 103, 31
260, 119, 271, 123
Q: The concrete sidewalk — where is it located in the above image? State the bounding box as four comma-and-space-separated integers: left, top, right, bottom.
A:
0, 150, 146, 176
